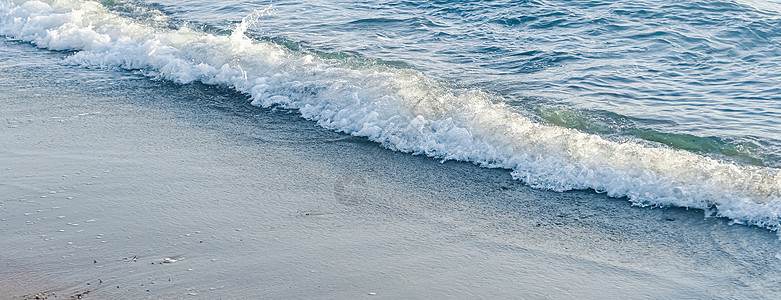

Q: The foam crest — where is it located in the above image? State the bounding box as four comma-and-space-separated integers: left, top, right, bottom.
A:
2, 0, 779, 229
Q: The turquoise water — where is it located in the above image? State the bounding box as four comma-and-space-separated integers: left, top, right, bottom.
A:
1, 0, 780, 230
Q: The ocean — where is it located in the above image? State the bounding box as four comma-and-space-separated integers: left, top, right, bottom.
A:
4, 0, 779, 229
1, 0, 780, 298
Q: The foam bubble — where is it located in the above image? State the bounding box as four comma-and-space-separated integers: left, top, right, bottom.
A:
1, 0, 779, 229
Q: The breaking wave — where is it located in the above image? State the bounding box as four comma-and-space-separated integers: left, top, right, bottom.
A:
2, 0, 779, 229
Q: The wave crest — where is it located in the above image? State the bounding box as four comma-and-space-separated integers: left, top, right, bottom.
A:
2, 0, 779, 229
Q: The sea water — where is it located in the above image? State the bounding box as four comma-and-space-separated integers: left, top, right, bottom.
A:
2, 1, 781, 298
1, 0, 779, 230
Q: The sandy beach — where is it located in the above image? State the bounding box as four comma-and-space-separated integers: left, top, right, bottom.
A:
2, 39, 780, 299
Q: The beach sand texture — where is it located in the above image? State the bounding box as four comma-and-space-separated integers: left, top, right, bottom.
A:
1, 39, 780, 299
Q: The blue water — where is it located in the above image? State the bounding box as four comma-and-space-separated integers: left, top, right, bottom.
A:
1, 0, 780, 229
149, 0, 781, 166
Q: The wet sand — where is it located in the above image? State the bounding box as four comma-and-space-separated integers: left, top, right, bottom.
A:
1, 39, 780, 299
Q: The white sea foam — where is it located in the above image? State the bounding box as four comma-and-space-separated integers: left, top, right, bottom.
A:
2, 0, 780, 229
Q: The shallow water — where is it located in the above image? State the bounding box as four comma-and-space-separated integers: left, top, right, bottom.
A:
148, 0, 781, 159
2, 0, 779, 230
1, 38, 780, 299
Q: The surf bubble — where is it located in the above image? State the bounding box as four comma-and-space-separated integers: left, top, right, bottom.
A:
1, 0, 779, 230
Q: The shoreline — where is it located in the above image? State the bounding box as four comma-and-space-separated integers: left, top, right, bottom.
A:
1, 39, 780, 298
